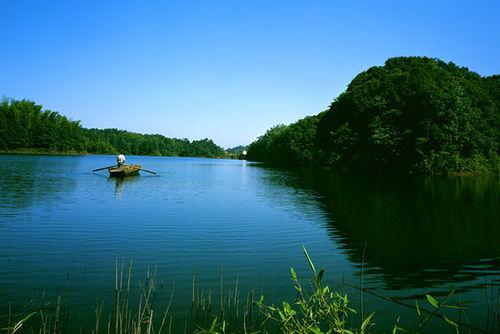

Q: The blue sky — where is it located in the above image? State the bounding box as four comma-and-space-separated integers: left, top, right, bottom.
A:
1, 1, 499, 148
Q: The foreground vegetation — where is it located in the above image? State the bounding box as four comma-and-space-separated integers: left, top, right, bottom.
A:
2, 248, 497, 334
247, 57, 500, 174
0, 99, 225, 158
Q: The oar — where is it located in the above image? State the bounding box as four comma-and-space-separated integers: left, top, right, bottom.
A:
124, 163, 157, 175
138, 168, 157, 175
92, 165, 117, 172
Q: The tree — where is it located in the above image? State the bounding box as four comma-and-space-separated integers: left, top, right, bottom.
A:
248, 57, 500, 174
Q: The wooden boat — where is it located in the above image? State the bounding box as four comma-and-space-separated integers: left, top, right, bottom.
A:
108, 164, 141, 177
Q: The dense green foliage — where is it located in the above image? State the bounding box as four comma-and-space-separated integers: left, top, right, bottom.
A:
0, 99, 85, 153
247, 115, 323, 165
83, 128, 224, 157
247, 57, 500, 174
0, 99, 225, 157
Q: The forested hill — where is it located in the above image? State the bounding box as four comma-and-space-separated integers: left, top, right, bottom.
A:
0, 99, 225, 157
247, 57, 500, 174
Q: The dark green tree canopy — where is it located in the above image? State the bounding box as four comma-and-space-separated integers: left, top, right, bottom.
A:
0, 98, 225, 158
248, 57, 499, 174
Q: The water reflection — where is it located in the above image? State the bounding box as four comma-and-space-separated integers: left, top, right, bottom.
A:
0, 155, 78, 213
255, 166, 500, 290
109, 176, 140, 202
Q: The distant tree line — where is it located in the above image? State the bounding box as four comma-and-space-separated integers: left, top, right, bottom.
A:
247, 57, 500, 174
225, 145, 248, 159
0, 99, 225, 157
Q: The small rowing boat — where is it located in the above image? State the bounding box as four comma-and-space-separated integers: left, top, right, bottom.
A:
92, 155, 157, 176
108, 164, 141, 177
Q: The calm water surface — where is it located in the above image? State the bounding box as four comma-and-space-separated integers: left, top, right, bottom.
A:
0, 154, 499, 332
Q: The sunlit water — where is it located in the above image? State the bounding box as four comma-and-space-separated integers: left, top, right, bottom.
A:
0, 154, 499, 332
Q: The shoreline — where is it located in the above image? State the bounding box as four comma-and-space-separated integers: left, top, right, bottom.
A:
0, 149, 231, 159
0, 149, 89, 156
2, 150, 497, 175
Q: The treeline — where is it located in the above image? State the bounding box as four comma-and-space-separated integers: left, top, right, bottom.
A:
247, 57, 500, 174
83, 128, 224, 157
0, 99, 225, 157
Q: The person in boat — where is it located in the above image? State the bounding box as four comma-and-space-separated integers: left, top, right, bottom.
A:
116, 154, 126, 167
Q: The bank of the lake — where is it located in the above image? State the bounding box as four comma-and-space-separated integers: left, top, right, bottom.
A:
0, 149, 86, 156
0, 149, 227, 159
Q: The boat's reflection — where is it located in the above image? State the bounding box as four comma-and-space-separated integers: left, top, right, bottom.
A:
108, 176, 140, 202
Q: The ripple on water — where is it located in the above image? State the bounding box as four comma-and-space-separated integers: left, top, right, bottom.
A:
0, 155, 499, 332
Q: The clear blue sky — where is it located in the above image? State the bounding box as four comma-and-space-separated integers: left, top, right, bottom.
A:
1, 1, 499, 148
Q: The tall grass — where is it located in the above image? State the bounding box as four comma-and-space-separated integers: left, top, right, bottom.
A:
1, 249, 498, 333
484, 278, 500, 333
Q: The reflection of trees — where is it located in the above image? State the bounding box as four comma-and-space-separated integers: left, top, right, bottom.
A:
255, 165, 500, 290
0, 156, 78, 213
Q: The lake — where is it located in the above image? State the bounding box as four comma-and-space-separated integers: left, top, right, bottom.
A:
0, 154, 499, 333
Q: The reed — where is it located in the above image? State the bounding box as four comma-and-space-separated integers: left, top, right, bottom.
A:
1, 251, 494, 334
189, 269, 261, 333
484, 278, 500, 333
